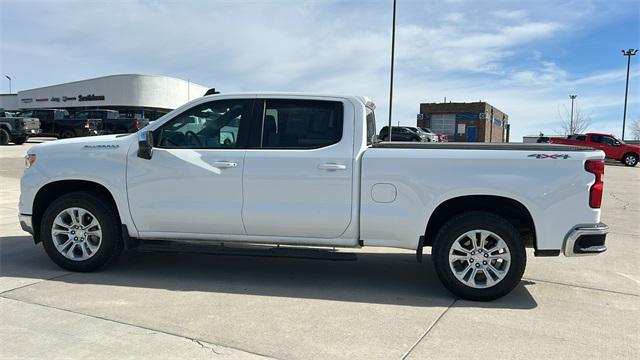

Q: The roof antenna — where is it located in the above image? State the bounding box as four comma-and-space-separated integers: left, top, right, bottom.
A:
204, 88, 220, 96
387, 0, 397, 142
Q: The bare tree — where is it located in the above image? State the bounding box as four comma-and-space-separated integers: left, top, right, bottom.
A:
631, 119, 640, 140
557, 104, 592, 135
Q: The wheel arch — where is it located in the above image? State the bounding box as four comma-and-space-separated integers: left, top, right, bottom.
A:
424, 195, 537, 250
32, 180, 120, 243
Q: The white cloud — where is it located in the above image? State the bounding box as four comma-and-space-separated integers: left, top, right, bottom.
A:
1, 0, 637, 141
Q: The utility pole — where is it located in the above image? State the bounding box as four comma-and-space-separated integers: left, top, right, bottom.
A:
569, 95, 577, 134
387, 0, 397, 142
621, 49, 637, 140
4, 75, 11, 93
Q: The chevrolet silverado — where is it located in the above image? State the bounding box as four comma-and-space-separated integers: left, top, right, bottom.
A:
18, 93, 608, 300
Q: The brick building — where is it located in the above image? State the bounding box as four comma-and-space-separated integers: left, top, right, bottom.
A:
417, 101, 510, 142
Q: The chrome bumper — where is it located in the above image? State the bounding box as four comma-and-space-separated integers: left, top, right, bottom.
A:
563, 223, 608, 257
19, 214, 33, 235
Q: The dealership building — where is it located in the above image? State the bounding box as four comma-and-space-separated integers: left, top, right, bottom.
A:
417, 101, 510, 142
0, 74, 209, 120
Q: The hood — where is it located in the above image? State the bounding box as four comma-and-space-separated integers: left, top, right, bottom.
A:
29, 134, 135, 156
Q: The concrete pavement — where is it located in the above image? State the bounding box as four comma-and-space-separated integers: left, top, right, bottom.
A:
1, 139, 638, 359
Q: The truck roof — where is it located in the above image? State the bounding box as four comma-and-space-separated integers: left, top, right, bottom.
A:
200, 92, 375, 108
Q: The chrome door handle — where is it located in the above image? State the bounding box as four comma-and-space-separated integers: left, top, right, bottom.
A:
212, 161, 238, 169
318, 163, 346, 171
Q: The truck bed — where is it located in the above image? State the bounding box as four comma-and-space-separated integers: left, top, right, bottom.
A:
372, 142, 596, 152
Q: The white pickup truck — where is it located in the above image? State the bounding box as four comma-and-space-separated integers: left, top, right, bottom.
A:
19, 93, 608, 300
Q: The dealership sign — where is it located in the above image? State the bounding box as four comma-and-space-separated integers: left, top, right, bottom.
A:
78, 94, 105, 102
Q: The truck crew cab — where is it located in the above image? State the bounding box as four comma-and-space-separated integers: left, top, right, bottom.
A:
19, 93, 608, 301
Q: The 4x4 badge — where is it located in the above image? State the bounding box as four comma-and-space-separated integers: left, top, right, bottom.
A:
528, 154, 570, 159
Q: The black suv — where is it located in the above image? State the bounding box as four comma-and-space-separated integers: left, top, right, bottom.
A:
379, 126, 423, 142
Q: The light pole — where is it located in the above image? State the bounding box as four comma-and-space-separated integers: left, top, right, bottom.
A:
621, 49, 637, 140
387, 0, 396, 142
569, 95, 577, 134
4, 75, 11, 94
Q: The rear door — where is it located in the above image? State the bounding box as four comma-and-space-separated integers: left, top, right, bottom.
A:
242, 97, 355, 240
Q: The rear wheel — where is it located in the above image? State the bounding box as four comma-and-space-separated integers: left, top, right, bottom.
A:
41, 191, 123, 272
432, 211, 526, 301
60, 130, 76, 139
622, 153, 638, 167
0, 128, 9, 145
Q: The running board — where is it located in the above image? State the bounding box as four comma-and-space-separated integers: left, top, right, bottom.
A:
136, 240, 358, 261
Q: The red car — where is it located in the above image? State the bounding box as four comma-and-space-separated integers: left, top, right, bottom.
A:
547, 133, 640, 167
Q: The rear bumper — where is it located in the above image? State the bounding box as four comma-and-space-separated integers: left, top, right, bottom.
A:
563, 223, 608, 257
19, 214, 33, 235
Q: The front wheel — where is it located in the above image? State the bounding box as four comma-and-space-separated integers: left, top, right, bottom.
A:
432, 211, 526, 301
0, 128, 9, 145
12, 136, 27, 145
622, 153, 638, 167
41, 191, 123, 272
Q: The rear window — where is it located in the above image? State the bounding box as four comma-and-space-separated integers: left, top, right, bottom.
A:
261, 100, 343, 149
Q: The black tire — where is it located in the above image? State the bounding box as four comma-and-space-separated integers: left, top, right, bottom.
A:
60, 129, 76, 139
40, 191, 123, 272
0, 128, 9, 145
12, 136, 27, 145
622, 153, 638, 167
432, 211, 526, 301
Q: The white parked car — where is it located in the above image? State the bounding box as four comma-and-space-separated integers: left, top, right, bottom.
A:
19, 93, 608, 300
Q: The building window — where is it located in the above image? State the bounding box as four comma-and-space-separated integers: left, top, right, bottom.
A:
430, 114, 456, 135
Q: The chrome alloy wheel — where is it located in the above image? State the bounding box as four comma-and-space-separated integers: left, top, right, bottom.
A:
51, 207, 102, 261
625, 155, 637, 166
448, 229, 511, 289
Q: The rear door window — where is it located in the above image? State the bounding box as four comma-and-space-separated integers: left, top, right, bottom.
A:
259, 99, 343, 149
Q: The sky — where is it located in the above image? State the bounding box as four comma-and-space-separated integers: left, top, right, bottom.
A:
1, 0, 639, 141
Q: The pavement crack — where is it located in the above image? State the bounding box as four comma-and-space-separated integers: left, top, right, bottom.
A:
523, 277, 639, 297
0, 272, 73, 295
0, 295, 274, 359
191, 338, 223, 355
401, 298, 457, 360
607, 192, 631, 210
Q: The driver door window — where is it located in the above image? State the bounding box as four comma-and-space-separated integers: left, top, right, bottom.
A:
156, 99, 251, 149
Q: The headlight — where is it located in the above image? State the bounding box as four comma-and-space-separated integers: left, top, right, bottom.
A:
24, 154, 36, 168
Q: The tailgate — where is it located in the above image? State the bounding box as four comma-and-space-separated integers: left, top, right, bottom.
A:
22, 117, 40, 131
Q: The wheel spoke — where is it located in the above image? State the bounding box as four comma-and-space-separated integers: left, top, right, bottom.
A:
65, 244, 77, 258
451, 241, 471, 255
478, 230, 488, 250
80, 243, 90, 258
85, 217, 100, 230
53, 217, 71, 230
466, 268, 478, 285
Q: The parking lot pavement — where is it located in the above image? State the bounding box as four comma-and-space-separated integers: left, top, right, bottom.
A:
1, 139, 639, 359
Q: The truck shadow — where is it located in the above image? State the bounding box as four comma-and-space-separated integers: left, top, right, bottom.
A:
1, 235, 537, 309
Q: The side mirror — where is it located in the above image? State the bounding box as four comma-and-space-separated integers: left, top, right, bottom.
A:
137, 130, 154, 160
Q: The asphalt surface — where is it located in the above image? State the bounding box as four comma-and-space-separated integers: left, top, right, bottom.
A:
1, 138, 638, 359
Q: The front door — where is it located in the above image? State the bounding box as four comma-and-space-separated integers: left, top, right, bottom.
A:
126, 99, 253, 236
242, 98, 354, 239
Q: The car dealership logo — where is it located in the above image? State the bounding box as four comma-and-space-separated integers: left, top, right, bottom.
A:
528, 154, 570, 159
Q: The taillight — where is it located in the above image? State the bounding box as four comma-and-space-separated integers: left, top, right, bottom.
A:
585, 160, 604, 208
84, 120, 90, 129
